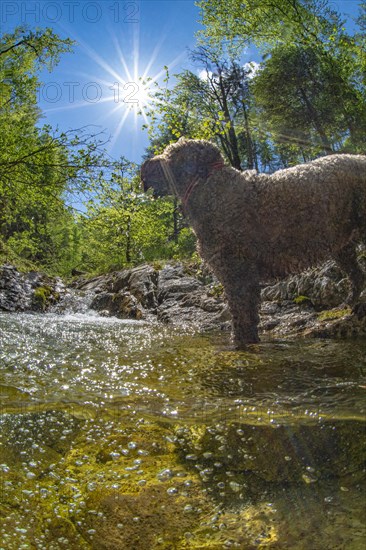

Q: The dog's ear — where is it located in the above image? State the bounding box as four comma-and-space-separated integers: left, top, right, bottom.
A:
177, 137, 187, 143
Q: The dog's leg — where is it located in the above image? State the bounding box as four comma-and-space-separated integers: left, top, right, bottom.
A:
334, 242, 365, 306
219, 262, 261, 347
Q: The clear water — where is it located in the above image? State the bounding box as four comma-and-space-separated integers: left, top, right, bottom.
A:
0, 311, 365, 549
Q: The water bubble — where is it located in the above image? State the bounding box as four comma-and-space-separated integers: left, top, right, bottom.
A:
229, 481, 241, 493
202, 452, 213, 459
137, 449, 149, 456
157, 468, 173, 481
110, 452, 120, 460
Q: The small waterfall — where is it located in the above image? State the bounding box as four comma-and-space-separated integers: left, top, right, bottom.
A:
50, 288, 96, 315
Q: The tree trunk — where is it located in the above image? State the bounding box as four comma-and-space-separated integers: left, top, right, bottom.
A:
217, 74, 242, 170
173, 199, 179, 243
241, 100, 255, 169
299, 87, 333, 154
125, 216, 131, 263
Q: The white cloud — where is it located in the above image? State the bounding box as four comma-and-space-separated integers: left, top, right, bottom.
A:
244, 61, 260, 78
198, 69, 213, 81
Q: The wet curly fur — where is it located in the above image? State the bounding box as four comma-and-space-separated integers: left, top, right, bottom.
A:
141, 139, 366, 346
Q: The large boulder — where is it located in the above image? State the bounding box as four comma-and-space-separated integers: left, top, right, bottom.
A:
91, 290, 144, 319
77, 265, 159, 310
156, 264, 228, 328
261, 261, 357, 308
0, 265, 64, 312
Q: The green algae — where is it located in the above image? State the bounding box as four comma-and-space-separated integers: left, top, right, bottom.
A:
293, 295, 313, 306
1, 410, 365, 549
317, 307, 352, 321
32, 285, 54, 311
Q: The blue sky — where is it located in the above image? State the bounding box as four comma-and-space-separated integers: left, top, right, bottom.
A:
1, 0, 362, 164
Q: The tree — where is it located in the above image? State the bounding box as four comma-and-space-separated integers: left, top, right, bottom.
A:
145, 47, 259, 170
79, 159, 189, 271
197, 0, 344, 52
253, 45, 340, 158
0, 27, 113, 272
197, 0, 365, 157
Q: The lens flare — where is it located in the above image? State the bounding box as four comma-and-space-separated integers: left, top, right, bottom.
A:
43, 26, 186, 155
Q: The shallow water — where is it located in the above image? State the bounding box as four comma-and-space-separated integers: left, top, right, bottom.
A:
0, 312, 365, 549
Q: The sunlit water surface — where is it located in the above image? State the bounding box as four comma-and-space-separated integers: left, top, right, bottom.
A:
1, 311, 365, 549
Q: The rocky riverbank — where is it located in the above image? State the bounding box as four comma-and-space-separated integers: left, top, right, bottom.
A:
1, 261, 366, 340
0, 264, 65, 313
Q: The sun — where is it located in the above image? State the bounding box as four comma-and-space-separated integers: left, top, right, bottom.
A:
42, 27, 185, 154
84, 29, 185, 150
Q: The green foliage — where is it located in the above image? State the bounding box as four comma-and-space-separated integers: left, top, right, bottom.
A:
193, 0, 365, 160
208, 282, 224, 297
143, 49, 258, 169
0, 27, 122, 276
198, 0, 345, 52
77, 160, 196, 273
172, 227, 197, 259
0, 27, 196, 276
252, 43, 365, 159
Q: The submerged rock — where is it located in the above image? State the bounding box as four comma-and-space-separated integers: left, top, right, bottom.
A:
174, 420, 366, 486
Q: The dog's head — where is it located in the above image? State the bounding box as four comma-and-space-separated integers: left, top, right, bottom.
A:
141, 138, 224, 199
141, 155, 168, 197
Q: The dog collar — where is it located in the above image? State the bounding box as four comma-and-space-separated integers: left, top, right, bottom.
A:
182, 161, 225, 210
